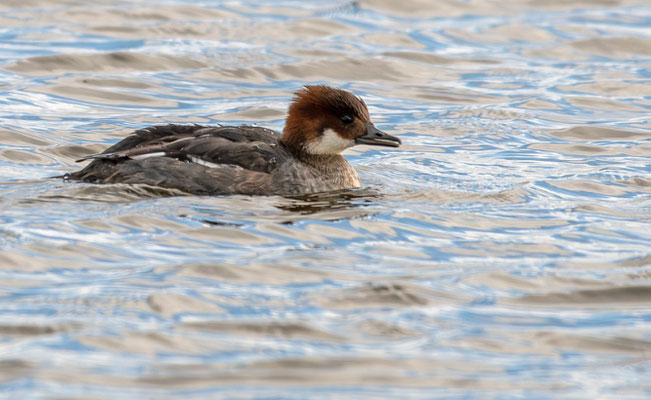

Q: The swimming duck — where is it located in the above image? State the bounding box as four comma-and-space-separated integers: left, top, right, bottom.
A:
67, 85, 401, 195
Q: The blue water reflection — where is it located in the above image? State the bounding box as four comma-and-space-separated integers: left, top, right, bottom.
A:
0, 0, 650, 398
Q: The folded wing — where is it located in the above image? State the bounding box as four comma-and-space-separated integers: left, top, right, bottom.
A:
69, 124, 288, 195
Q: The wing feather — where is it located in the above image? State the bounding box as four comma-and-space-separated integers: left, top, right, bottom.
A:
76, 124, 285, 174
69, 124, 289, 192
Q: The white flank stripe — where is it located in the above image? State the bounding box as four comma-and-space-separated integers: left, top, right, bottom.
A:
131, 152, 166, 160
188, 155, 221, 169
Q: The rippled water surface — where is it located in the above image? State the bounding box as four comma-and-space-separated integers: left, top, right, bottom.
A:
1, 0, 650, 398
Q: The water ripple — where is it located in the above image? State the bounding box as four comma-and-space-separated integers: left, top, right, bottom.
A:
0, 0, 650, 398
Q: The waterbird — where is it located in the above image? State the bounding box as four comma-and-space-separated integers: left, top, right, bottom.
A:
67, 85, 401, 195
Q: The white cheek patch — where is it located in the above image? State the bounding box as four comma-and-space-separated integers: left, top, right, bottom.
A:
304, 128, 355, 155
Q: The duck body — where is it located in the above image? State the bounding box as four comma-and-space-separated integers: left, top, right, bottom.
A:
68, 124, 360, 195
67, 86, 400, 196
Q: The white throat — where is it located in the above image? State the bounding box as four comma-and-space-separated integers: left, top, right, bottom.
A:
304, 128, 355, 155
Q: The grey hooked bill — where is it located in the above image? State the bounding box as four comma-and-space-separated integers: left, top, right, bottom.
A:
355, 123, 401, 147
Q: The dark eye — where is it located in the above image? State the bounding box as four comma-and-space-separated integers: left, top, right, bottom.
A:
340, 115, 353, 125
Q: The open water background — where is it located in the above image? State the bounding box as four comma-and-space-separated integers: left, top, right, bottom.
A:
0, 0, 650, 398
